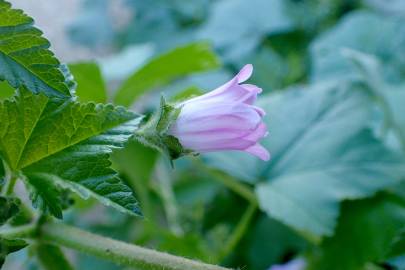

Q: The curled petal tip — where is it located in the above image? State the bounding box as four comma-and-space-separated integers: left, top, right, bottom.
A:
245, 144, 270, 161
236, 64, 253, 83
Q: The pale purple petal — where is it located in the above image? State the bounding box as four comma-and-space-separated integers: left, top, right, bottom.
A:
236, 64, 253, 83
268, 259, 306, 270
243, 122, 268, 142
167, 64, 269, 161
244, 143, 270, 161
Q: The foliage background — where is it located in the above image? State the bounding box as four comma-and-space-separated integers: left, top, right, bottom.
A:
3, 0, 405, 269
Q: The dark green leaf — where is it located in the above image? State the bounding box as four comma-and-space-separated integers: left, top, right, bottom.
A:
308, 194, 405, 270
0, 238, 27, 268
24, 174, 64, 219
69, 61, 107, 103
0, 196, 19, 226
0, 88, 142, 217
114, 42, 220, 107
35, 244, 74, 270
0, 0, 72, 97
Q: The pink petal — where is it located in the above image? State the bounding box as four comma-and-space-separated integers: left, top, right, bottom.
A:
236, 64, 253, 83
243, 122, 268, 142
244, 143, 270, 161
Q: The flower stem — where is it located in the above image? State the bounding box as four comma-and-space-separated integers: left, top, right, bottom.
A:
218, 203, 258, 261
0, 223, 37, 239
39, 221, 233, 270
2, 174, 18, 196
196, 162, 257, 204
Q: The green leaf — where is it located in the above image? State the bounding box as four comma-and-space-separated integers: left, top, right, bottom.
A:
0, 1, 72, 97
198, 0, 293, 61
114, 42, 220, 107
35, 244, 74, 270
206, 81, 405, 238
0, 88, 142, 217
0, 82, 14, 100
308, 194, 405, 270
0, 196, 19, 226
310, 11, 405, 84
24, 174, 65, 219
0, 238, 27, 268
69, 61, 107, 103
247, 215, 308, 270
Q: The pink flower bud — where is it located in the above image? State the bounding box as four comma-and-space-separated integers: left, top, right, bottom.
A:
168, 64, 270, 161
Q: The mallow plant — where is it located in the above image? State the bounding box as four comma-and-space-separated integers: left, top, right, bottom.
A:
0, 1, 267, 269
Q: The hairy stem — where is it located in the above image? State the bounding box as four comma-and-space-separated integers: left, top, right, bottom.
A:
154, 160, 183, 235
0, 223, 37, 239
39, 222, 232, 270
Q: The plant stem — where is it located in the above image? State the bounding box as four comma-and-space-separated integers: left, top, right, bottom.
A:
201, 165, 257, 204
0, 223, 37, 239
40, 222, 232, 270
218, 203, 258, 261
154, 160, 183, 235
4, 175, 18, 196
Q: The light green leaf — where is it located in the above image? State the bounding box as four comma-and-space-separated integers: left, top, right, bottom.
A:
308, 194, 405, 270
114, 42, 220, 107
0, 1, 72, 97
0, 82, 14, 100
0, 88, 142, 217
69, 61, 107, 103
206, 81, 405, 238
35, 244, 74, 270
310, 11, 405, 84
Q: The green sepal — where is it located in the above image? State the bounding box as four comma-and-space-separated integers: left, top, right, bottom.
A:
134, 96, 193, 162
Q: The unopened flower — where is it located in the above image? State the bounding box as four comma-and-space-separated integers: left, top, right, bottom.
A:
168, 64, 269, 161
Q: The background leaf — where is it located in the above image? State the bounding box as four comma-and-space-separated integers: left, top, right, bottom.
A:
35, 244, 74, 270
308, 194, 405, 270
0, 0, 72, 97
69, 61, 107, 103
114, 42, 220, 107
0, 196, 19, 226
207, 82, 405, 238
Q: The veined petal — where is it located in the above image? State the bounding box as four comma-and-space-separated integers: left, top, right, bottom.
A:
243, 122, 268, 142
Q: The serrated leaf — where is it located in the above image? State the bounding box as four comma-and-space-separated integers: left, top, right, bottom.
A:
0, 88, 142, 217
35, 244, 74, 270
0, 196, 19, 226
69, 61, 107, 103
0, 0, 72, 97
0, 238, 27, 268
206, 81, 405, 238
24, 174, 64, 219
114, 42, 220, 107
308, 194, 405, 270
